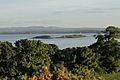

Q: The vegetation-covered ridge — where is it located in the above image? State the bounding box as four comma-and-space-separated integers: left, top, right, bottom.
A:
32, 34, 86, 39
32, 35, 53, 39
58, 34, 86, 38
0, 26, 120, 80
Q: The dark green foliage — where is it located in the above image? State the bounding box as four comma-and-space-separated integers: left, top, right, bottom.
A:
0, 41, 17, 79
48, 44, 59, 61
104, 26, 120, 39
0, 39, 59, 79
15, 39, 52, 66
53, 47, 101, 75
89, 26, 120, 73
14, 39, 52, 75
75, 47, 98, 68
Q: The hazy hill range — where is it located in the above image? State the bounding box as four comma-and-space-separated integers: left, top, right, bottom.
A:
0, 26, 104, 34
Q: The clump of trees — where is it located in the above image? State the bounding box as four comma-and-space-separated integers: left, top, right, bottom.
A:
0, 26, 120, 79
89, 26, 120, 73
0, 39, 59, 79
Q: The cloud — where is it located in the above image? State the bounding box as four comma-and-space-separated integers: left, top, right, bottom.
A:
83, 7, 120, 14
51, 7, 120, 15
0, 0, 120, 27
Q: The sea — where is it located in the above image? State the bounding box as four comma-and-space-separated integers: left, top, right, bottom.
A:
0, 33, 97, 49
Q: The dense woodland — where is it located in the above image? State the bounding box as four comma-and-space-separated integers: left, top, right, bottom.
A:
0, 26, 120, 80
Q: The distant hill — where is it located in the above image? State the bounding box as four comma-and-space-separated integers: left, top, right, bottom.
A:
0, 26, 104, 34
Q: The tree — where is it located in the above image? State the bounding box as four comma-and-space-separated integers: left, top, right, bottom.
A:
0, 41, 17, 79
14, 39, 52, 75
75, 47, 100, 71
104, 26, 120, 40
89, 26, 120, 73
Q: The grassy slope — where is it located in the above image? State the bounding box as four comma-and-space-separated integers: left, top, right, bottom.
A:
102, 72, 120, 80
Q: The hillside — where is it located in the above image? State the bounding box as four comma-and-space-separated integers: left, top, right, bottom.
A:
0, 26, 104, 34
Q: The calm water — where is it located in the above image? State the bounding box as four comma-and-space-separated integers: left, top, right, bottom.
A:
0, 33, 97, 49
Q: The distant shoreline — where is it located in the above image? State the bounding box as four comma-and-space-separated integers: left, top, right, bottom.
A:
0, 32, 99, 35
0, 26, 104, 34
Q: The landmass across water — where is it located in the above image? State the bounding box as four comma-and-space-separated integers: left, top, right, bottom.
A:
32, 34, 86, 39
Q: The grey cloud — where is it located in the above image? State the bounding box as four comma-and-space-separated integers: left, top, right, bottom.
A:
52, 11, 64, 15
83, 8, 120, 14
51, 7, 120, 16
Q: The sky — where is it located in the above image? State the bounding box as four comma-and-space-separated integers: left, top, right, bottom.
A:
0, 0, 120, 28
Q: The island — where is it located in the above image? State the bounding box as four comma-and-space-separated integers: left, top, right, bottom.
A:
32, 34, 86, 39
32, 35, 53, 39
58, 34, 86, 38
